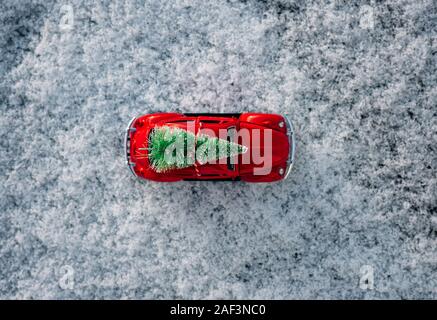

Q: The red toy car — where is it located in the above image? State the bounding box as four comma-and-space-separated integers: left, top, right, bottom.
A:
125, 113, 295, 182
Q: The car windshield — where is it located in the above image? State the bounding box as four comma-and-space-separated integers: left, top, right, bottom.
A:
227, 126, 237, 171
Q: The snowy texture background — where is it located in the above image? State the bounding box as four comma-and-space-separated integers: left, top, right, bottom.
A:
1, 0, 436, 299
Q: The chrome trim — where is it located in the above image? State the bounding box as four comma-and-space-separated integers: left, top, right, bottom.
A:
283, 115, 295, 180
125, 117, 138, 177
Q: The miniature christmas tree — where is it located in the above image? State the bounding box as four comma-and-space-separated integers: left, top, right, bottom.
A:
147, 126, 247, 172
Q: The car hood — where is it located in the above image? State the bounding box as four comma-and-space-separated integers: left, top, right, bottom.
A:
238, 121, 289, 175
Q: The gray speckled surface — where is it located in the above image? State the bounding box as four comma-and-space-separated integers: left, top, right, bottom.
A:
1, 0, 436, 299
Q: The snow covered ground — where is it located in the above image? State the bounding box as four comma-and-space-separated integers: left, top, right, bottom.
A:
1, 0, 436, 299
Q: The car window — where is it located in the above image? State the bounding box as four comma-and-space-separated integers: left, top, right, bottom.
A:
227, 126, 237, 171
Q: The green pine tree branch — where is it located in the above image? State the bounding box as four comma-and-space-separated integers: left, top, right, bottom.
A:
147, 126, 247, 172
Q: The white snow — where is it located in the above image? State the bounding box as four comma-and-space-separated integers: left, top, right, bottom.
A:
1, 0, 436, 299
